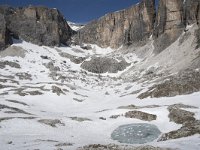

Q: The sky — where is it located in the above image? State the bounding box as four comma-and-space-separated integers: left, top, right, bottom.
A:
0, 0, 142, 23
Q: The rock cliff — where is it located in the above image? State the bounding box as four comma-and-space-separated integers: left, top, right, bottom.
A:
0, 5, 73, 50
75, 0, 155, 48
153, 0, 185, 53
153, 0, 200, 53
75, 0, 200, 51
0, 13, 12, 50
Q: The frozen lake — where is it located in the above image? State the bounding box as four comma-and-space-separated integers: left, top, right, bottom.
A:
111, 123, 161, 144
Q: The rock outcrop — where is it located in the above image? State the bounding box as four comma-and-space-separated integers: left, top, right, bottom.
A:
81, 57, 130, 74
0, 13, 12, 50
75, 0, 155, 48
138, 69, 200, 99
158, 104, 200, 141
0, 5, 73, 50
125, 111, 157, 121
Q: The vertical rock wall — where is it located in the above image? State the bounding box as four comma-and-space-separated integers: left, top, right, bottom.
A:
0, 6, 73, 50
76, 0, 155, 49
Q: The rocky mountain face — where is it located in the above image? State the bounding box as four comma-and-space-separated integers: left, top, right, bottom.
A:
75, 0, 155, 48
0, 5, 73, 50
1, 0, 199, 51
75, 0, 200, 50
0, 13, 11, 51
153, 0, 200, 53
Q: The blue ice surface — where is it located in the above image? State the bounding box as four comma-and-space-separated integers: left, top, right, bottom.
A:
111, 123, 161, 144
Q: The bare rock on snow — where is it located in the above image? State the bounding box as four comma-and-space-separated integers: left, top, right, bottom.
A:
125, 111, 157, 121
81, 57, 130, 74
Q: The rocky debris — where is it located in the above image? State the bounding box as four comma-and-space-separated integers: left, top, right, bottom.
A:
0, 84, 14, 89
119, 105, 138, 109
0, 61, 20, 69
55, 142, 73, 147
118, 104, 161, 110
168, 104, 196, 124
27, 90, 43, 96
0, 5, 73, 50
138, 69, 200, 99
45, 62, 60, 72
75, 0, 155, 48
110, 115, 121, 119
70, 117, 91, 122
99, 117, 106, 120
15, 72, 32, 80
158, 104, 200, 141
80, 44, 92, 50
38, 119, 65, 127
35, 139, 59, 143
52, 86, 65, 96
0, 117, 13, 123
13, 88, 28, 96
7, 141, 12, 144
40, 55, 49, 59
105, 91, 110, 95
170, 103, 198, 109
125, 111, 157, 121
120, 89, 143, 97
77, 144, 172, 150
0, 77, 19, 85
59, 52, 86, 64
0, 104, 31, 115
11, 87, 43, 96
158, 120, 200, 141
0, 117, 35, 123
81, 57, 130, 74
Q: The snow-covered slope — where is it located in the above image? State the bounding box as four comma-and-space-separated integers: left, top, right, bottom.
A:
0, 25, 200, 150
68, 21, 84, 31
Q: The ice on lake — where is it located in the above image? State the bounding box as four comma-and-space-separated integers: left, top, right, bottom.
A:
111, 123, 161, 144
